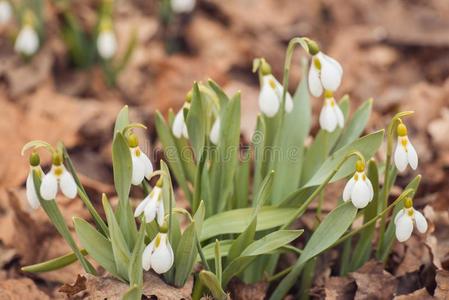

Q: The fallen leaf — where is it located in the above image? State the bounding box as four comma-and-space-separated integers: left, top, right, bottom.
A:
0, 278, 50, 300
324, 276, 356, 300
59, 274, 87, 297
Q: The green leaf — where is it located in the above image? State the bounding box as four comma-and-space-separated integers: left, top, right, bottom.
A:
270, 202, 357, 300
201, 207, 296, 241
210, 92, 241, 213
155, 111, 192, 204
252, 115, 266, 194
193, 201, 206, 237
128, 224, 146, 289
301, 96, 349, 184
202, 240, 232, 260
226, 218, 257, 264
234, 151, 250, 209
199, 271, 227, 300
74, 217, 122, 279
222, 230, 303, 286
103, 195, 131, 281
270, 75, 311, 203
208, 79, 229, 108
32, 172, 96, 275
214, 240, 223, 284
174, 222, 198, 287
112, 132, 137, 248
21, 249, 87, 273
122, 285, 141, 300
114, 106, 130, 135
186, 83, 206, 160
334, 98, 373, 151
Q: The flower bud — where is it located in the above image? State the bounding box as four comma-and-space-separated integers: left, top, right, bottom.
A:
29, 151, 40, 167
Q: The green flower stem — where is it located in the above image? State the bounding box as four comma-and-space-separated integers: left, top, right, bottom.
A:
267, 265, 293, 282
377, 111, 414, 255
315, 132, 329, 224
281, 151, 365, 230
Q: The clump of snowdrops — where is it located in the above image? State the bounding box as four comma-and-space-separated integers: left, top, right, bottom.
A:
21, 36, 426, 300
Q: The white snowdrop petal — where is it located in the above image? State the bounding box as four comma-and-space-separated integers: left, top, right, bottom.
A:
172, 110, 185, 138
134, 195, 150, 217
26, 171, 40, 209
406, 141, 418, 170
414, 210, 428, 234
259, 76, 280, 117
97, 31, 117, 59
59, 169, 78, 199
40, 172, 58, 200
182, 123, 189, 138
140, 153, 154, 180
142, 242, 154, 271
156, 201, 165, 227
319, 53, 343, 91
284, 92, 294, 113
320, 104, 337, 132
144, 198, 158, 223
395, 214, 413, 242
394, 142, 408, 172
342, 177, 355, 202
308, 62, 323, 97
131, 154, 145, 185
15, 26, 39, 56
350, 180, 370, 209
150, 236, 174, 274
394, 209, 405, 224
334, 105, 345, 128
365, 177, 374, 201
171, 0, 196, 13
322, 53, 343, 76
209, 118, 220, 145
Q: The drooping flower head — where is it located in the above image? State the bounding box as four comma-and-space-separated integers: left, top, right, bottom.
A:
97, 18, 117, 60
343, 160, 374, 209
14, 11, 39, 56
40, 151, 77, 201
394, 123, 418, 172
134, 178, 165, 226
127, 133, 153, 186
307, 40, 343, 98
171, 0, 196, 14
172, 91, 191, 139
394, 197, 428, 242
319, 90, 344, 132
0, 0, 12, 24
142, 224, 174, 274
26, 152, 42, 209
258, 60, 293, 118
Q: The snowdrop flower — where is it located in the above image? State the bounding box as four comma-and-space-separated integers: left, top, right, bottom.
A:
172, 107, 189, 139
128, 133, 153, 186
134, 179, 165, 226
394, 123, 418, 172
171, 0, 196, 14
343, 160, 374, 209
40, 152, 77, 200
319, 91, 344, 132
307, 41, 343, 97
259, 74, 293, 117
15, 24, 39, 56
26, 152, 42, 209
209, 117, 220, 145
97, 20, 117, 60
394, 197, 427, 242
0, 1, 12, 24
142, 230, 174, 274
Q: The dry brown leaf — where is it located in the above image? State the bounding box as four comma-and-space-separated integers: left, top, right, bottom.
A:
84, 271, 193, 300
59, 274, 87, 297
229, 279, 268, 300
350, 260, 397, 300
435, 269, 449, 300
394, 287, 432, 300
324, 276, 356, 300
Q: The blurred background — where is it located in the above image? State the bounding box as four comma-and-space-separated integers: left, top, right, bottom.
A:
1, 0, 449, 298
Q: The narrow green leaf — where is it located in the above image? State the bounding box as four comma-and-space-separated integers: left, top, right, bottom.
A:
208, 79, 229, 108
193, 201, 206, 237
122, 285, 141, 300
103, 195, 131, 280
234, 151, 250, 209
21, 249, 87, 273
252, 115, 266, 194
199, 271, 227, 300
112, 132, 137, 248
174, 222, 198, 287
114, 106, 130, 135
226, 218, 257, 264
270, 203, 357, 300
74, 217, 121, 279
201, 207, 296, 241
128, 224, 146, 288
202, 240, 232, 260
214, 240, 222, 284
186, 83, 206, 160
334, 99, 373, 151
